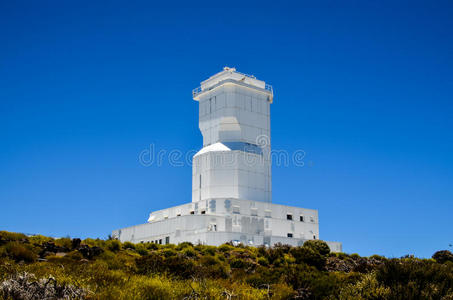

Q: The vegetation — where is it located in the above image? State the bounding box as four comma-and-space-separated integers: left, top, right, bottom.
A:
1, 231, 452, 299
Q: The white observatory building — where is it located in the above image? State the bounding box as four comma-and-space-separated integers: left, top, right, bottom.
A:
112, 68, 341, 252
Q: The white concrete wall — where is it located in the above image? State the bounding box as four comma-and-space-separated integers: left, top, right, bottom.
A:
192, 150, 271, 203
133, 199, 322, 243
112, 211, 342, 252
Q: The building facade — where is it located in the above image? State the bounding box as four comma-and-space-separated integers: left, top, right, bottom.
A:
112, 68, 342, 252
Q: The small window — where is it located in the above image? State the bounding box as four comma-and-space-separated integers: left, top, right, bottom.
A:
159, 239, 162, 244
310, 216, 314, 222
233, 206, 240, 214
313, 235, 316, 239
165, 237, 170, 244
190, 211, 195, 215
300, 215, 304, 222
201, 210, 206, 215
176, 213, 181, 217
287, 233, 293, 238
287, 214, 293, 220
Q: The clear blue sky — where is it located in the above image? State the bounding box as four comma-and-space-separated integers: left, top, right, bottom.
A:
1, 0, 452, 258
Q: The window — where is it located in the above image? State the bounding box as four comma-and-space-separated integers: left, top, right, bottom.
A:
287, 233, 293, 238
310, 216, 314, 223
201, 210, 206, 215
313, 235, 316, 239
159, 239, 162, 244
190, 211, 195, 215
233, 206, 240, 214
264, 210, 271, 218
176, 213, 181, 217
287, 214, 293, 220
300, 215, 304, 222
165, 237, 170, 244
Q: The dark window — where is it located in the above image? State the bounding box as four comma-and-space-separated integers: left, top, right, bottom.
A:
201, 210, 206, 214
300, 216, 304, 222
190, 211, 195, 215
287, 233, 293, 238
159, 239, 162, 244
287, 214, 293, 220
177, 213, 181, 217
313, 235, 316, 239
165, 237, 170, 244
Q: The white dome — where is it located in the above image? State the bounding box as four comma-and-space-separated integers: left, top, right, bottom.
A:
194, 142, 231, 157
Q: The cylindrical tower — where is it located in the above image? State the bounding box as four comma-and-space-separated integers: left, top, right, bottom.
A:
192, 67, 273, 203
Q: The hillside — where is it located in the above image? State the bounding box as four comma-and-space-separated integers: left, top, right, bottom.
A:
1, 231, 452, 299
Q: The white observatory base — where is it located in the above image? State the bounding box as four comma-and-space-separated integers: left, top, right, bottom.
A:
112, 68, 342, 252
112, 198, 342, 252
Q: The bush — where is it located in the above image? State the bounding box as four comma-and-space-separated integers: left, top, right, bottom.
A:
182, 247, 197, 258
290, 246, 326, 270
376, 258, 453, 299
2, 230, 453, 300
175, 242, 193, 250
0, 231, 27, 243
257, 257, 269, 266
106, 240, 121, 252
123, 242, 135, 250
303, 240, 330, 256
4, 242, 36, 263
432, 250, 453, 264
54, 238, 72, 250
218, 244, 234, 252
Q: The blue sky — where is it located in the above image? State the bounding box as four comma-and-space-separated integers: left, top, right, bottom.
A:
1, 0, 452, 258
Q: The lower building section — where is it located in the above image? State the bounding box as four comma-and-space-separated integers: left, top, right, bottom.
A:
112, 199, 342, 252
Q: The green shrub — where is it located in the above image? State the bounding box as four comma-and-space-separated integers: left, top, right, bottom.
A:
303, 240, 330, 256
175, 242, 193, 250
339, 272, 390, 299
257, 257, 269, 266
218, 244, 234, 252
106, 240, 121, 252
432, 250, 453, 264
350, 253, 360, 259
376, 258, 453, 299
182, 247, 197, 258
161, 249, 177, 257
123, 242, 135, 250
290, 246, 326, 269
145, 243, 159, 250
0, 231, 27, 242
4, 242, 36, 263
54, 237, 72, 249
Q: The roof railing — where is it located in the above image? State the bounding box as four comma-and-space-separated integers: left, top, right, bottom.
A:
192, 86, 203, 98
193, 82, 273, 98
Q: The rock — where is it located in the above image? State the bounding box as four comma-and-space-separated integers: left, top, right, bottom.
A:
0, 272, 88, 300
39, 242, 69, 257
77, 245, 104, 259
71, 238, 81, 249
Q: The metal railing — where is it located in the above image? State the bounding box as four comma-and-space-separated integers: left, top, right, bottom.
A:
265, 84, 273, 94
193, 82, 273, 98
192, 86, 203, 98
